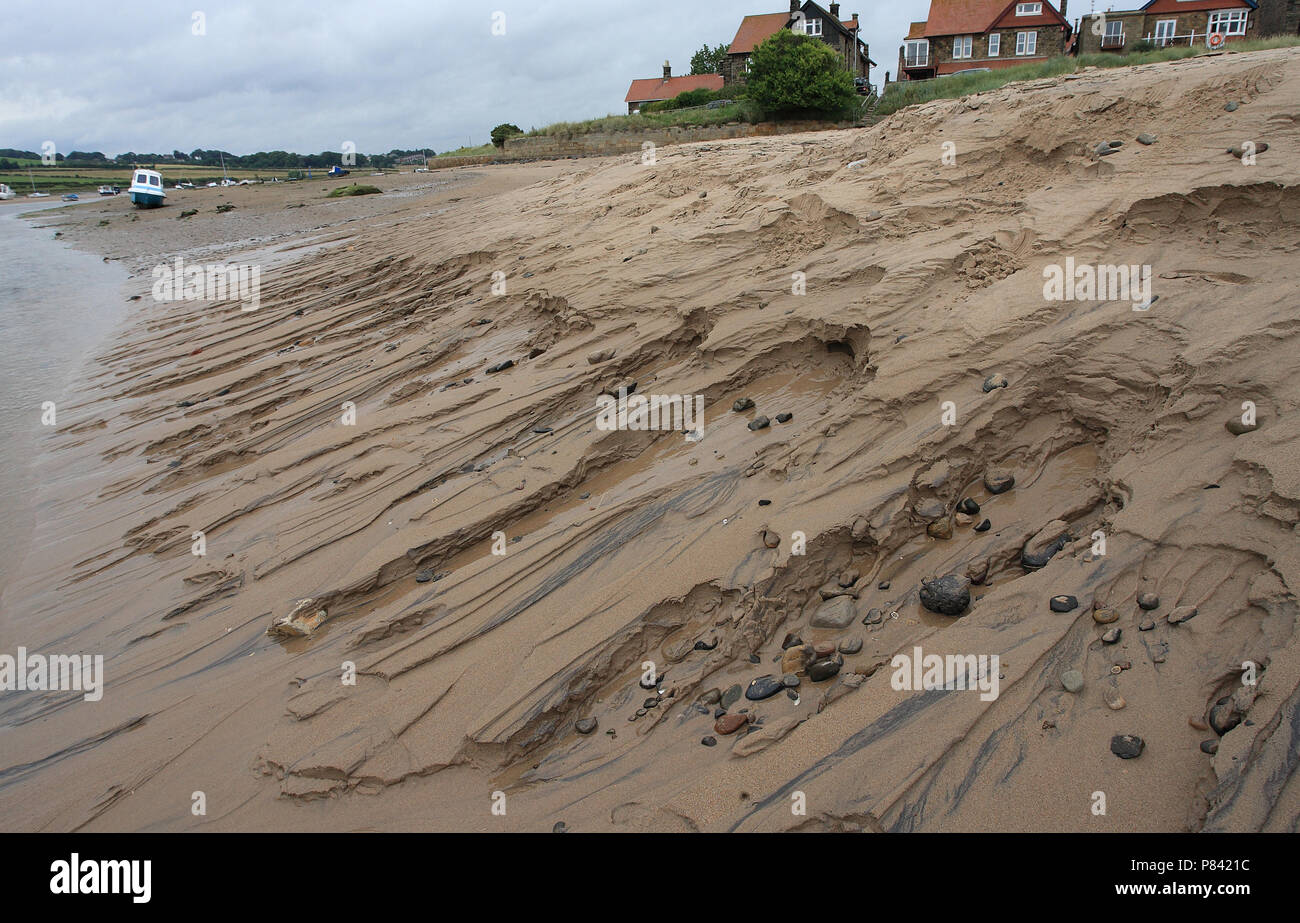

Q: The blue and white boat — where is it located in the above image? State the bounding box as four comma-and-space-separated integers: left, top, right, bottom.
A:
127, 169, 166, 208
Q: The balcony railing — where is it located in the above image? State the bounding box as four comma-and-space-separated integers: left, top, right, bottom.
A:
1100, 33, 1125, 48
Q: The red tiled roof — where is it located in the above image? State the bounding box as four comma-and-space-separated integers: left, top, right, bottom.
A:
625, 74, 725, 104
842, 19, 859, 30
923, 0, 1012, 37
728, 12, 792, 54
991, 1, 1069, 29
906, 20, 928, 38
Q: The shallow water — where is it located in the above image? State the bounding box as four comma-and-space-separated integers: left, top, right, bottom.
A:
0, 202, 128, 588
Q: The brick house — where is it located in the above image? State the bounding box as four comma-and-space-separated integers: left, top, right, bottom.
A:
898, 0, 1073, 81
1254, 0, 1299, 34
721, 1, 875, 88
1074, 0, 1259, 53
625, 65, 726, 114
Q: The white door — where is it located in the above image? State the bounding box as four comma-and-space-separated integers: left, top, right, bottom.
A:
1154, 20, 1176, 46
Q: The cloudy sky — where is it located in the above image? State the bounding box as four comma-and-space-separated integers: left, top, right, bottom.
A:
3, 0, 942, 158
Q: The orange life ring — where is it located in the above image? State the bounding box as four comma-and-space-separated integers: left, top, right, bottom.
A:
1208, 32, 1225, 49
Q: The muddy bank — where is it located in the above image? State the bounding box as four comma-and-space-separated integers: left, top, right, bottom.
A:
1, 49, 1298, 832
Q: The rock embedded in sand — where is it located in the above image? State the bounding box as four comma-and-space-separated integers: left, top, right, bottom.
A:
575, 718, 598, 735
1137, 132, 1157, 145
919, 574, 971, 617
1102, 627, 1122, 644
958, 498, 981, 515
982, 373, 1008, 392
1168, 606, 1199, 625
775, 412, 793, 423
699, 688, 722, 706
1092, 607, 1119, 625
927, 519, 954, 540
1050, 595, 1079, 613
811, 595, 858, 629
862, 608, 884, 626
732, 398, 755, 412
701, 736, 717, 747
782, 673, 800, 688
715, 714, 750, 735
486, 360, 514, 374
1110, 735, 1145, 760
808, 657, 843, 682
267, 599, 329, 638
974, 518, 991, 533
1227, 142, 1268, 157
781, 645, 811, 674
586, 348, 616, 364
1138, 617, 1155, 631
747, 416, 771, 431
762, 530, 781, 549
1209, 697, 1242, 736
1200, 739, 1219, 755
1137, 592, 1160, 611
1106, 690, 1126, 711
1226, 417, 1261, 435
745, 675, 785, 701
838, 570, 859, 589
984, 470, 1015, 494
1061, 670, 1084, 693
839, 636, 863, 654
1022, 520, 1070, 569
915, 499, 946, 520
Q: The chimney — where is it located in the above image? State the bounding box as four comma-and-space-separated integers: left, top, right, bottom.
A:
1059, 0, 1068, 18
663, 61, 671, 80
830, 3, 841, 17
790, 1, 800, 13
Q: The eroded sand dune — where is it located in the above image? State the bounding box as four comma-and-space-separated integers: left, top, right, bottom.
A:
2, 48, 1298, 832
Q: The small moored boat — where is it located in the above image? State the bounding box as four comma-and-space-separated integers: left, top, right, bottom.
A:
62, 193, 79, 201
0, 184, 14, 200
128, 169, 166, 208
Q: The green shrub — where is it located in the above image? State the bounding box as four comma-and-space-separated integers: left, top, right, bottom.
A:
1131, 40, 1156, 52
490, 123, 524, 148
745, 29, 857, 118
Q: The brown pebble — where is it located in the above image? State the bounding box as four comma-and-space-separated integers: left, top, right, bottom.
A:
1189, 717, 1209, 731
714, 714, 749, 735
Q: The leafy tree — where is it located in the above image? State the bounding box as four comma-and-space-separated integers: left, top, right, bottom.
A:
745, 29, 856, 118
490, 123, 524, 148
690, 42, 730, 75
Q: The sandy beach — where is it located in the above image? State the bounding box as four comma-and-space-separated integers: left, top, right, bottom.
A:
1, 47, 1298, 833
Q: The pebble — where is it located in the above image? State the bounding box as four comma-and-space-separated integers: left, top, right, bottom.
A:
919, 574, 971, 616
714, 714, 749, 735
862, 607, 884, 626
747, 416, 771, 431
984, 470, 1015, 494
634, 708, 647, 717
643, 696, 660, 709
1095, 142, 1117, 156
974, 519, 991, 532
1226, 417, 1261, 435
838, 570, 860, 589
1108, 140, 1123, 148
745, 676, 785, 701
813, 643, 836, 658
1209, 696, 1241, 735
1227, 141, 1268, 157
694, 637, 718, 651
1136, 132, 1157, 145
732, 398, 755, 412
1102, 627, 1122, 644
1022, 521, 1070, 569
1189, 716, 1209, 731
1106, 690, 1126, 711
839, 636, 863, 654
1092, 607, 1119, 625
762, 530, 781, 549
1110, 734, 1145, 759
781, 673, 800, 688
1224, 100, 1239, 111
1061, 670, 1084, 693
415, 569, 435, 584
1137, 592, 1160, 611
955, 512, 974, 526
721, 684, 742, 708
927, 519, 953, 540
1138, 617, 1155, 631
758, 499, 772, 507
699, 688, 722, 705
486, 360, 514, 374
1200, 739, 1219, 755
701, 736, 718, 747
808, 658, 843, 682
811, 595, 857, 629
781, 644, 811, 674
1168, 606, 1198, 625
982, 373, 1008, 392
553, 822, 568, 833
1050, 595, 1078, 613
775, 412, 793, 423
575, 717, 598, 734
958, 498, 981, 515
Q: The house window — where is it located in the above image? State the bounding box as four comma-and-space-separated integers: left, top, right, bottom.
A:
1015, 3, 1042, 14
1207, 10, 1248, 34
803, 18, 822, 36
1016, 30, 1037, 54
953, 35, 973, 58
988, 33, 1001, 55
1154, 19, 1176, 44
904, 39, 929, 67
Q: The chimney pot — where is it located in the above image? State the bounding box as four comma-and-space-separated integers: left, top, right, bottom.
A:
830, 2, 841, 17
790, 1, 800, 13
1060, 0, 1068, 18
663, 61, 671, 79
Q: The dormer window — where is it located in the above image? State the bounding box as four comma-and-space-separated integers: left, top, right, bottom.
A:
803, 18, 822, 36
1016, 2, 1042, 14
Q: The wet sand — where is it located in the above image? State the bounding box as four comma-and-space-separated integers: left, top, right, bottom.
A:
1, 49, 1299, 832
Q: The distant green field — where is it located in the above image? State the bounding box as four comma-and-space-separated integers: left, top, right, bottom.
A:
434, 144, 495, 159
0, 164, 308, 195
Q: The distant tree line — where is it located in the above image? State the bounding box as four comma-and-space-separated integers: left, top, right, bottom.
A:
0, 147, 437, 170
